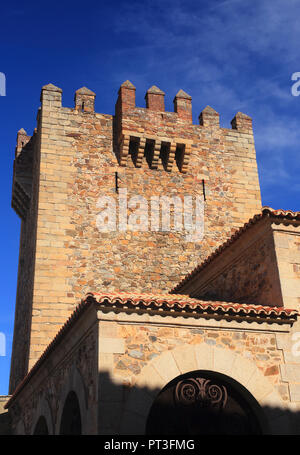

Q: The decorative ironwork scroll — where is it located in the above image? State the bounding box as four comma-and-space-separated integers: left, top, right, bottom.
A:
175, 377, 228, 409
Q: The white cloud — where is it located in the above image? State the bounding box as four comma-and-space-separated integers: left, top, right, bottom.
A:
108, 0, 300, 205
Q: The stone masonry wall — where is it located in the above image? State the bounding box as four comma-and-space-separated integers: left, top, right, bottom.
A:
8, 306, 294, 435
10, 82, 262, 389
9, 128, 41, 394
183, 221, 284, 307
114, 325, 285, 395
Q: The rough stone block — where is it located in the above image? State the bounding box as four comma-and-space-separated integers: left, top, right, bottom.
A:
99, 337, 125, 354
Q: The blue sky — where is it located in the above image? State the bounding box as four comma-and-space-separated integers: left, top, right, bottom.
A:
1, 0, 300, 394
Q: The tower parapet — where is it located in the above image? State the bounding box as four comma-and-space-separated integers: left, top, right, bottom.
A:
145, 85, 165, 111
199, 106, 220, 127
231, 111, 253, 133
115, 81, 194, 173
74, 87, 96, 113
115, 80, 136, 115
12, 129, 36, 220
40, 83, 62, 108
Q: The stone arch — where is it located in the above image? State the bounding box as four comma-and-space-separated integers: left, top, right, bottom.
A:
33, 416, 49, 435
146, 370, 264, 434
119, 343, 289, 434
55, 365, 88, 435
59, 391, 82, 435
31, 396, 54, 435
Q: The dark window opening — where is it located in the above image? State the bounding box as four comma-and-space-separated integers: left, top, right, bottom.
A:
175, 144, 185, 172
146, 370, 264, 435
159, 142, 170, 171
144, 139, 155, 168
129, 138, 139, 166
59, 391, 82, 435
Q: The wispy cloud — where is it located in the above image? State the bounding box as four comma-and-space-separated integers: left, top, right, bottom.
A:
107, 0, 300, 208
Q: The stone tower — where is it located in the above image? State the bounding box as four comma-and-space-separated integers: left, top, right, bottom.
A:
9, 81, 261, 393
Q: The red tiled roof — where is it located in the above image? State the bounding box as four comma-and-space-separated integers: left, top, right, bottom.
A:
5, 290, 297, 408
90, 292, 297, 318
172, 207, 300, 293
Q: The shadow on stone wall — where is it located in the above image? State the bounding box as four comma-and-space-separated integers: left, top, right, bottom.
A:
0, 397, 11, 435
3, 370, 300, 435
96, 371, 300, 436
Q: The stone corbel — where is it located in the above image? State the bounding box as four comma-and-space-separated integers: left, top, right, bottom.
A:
119, 134, 130, 167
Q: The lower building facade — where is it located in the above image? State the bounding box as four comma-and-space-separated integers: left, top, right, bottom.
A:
4, 291, 300, 435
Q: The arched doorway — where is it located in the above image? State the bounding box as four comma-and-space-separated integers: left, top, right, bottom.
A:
146, 370, 264, 435
33, 416, 49, 435
59, 391, 82, 435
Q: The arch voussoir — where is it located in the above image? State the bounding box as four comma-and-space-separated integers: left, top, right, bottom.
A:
121, 342, 286, 435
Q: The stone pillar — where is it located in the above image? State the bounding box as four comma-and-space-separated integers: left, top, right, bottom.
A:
116, 80, 136, 114
145, 86, 165, 111
173, 89, 192, 122
231, 112, 253, 133
40, 83, 62, 109
74, 87, 96, 113
199, 106, 220, 127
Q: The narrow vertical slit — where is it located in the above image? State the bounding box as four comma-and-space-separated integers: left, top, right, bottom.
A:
159, 142, 170, 171
175, 144, 185, 172
144, 139, 155, 169
129, 137, 139, 166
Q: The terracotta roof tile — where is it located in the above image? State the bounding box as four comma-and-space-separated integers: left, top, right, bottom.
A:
262, 207, 300, 218
89, 292, 296, 316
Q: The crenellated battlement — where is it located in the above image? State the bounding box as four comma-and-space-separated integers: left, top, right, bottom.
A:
113, 80, 254, 173
113, 80, 253, 128
114, 81, 194, 172
37, 80, 253, 132
12, 129, 37, 219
